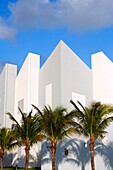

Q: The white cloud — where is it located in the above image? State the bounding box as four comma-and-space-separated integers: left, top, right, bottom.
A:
1, 0, 113, 40
8, 0, 113, 31
0, 24, 15, 40
0, 17, 15, 41
57, 0, 113, 31
8, 0, 61, 30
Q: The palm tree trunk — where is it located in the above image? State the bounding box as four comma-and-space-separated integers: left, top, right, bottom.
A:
25, 147, 30, 170
91, 150, 95, 170
51, 143, 56, 170
89, 138, 95, 170
1, 157, 3, 170
0, 149, 4, 170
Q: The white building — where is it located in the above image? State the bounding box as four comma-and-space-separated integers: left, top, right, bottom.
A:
0, 40, 113, 169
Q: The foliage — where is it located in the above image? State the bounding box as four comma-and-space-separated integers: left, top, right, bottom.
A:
6, 109, 43, 147
6, 109, 44, 170
70, 100, 113, 140
32, 105, 80, 143
70, 100, 113, 170
32, 105, 81, 170
0, 127, 18, 151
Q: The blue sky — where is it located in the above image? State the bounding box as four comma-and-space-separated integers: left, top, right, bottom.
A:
0, 0, 113, 71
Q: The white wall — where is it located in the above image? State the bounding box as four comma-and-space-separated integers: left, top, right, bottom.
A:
92, 51, 113, 104
14, 52, 41, 167
61, 40, 93, 111
92, 51, 113, 170
39, 42, 61, 110
41, 41, 113, 170
72, 92, 86, 107
39, 40, 93, 111
0, 64, 17, 128
41, 41, 93, 170
14, 52, 40, 119
92, 52, 113, 141
0, 65, 6, 127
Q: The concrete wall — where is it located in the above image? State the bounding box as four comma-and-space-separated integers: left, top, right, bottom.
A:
0, 66, 6, 127
14, 52, 41, 168
14, 52, 40, 119
0, 64, 17, 128
61, 41, 93, 111
92, 52, 113, 170
39, 40, 93, 111
92, 51, 113, 142
92, 51, 113, 104
39, 41, 61, 110
41, 41, 113, 170
41, 41, 93, 170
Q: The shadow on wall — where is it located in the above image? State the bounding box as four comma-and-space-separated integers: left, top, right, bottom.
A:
29, 150, 41, 168
65, 139, 90, 170
0, 149, 40, 168
12, 150, 41, 168
96, 141, 113, 169
41, 140, 71, 170
41, 138, 113, 170
41, 138, 91, 170
2, 141, 113, 169
0, 152, 17, 167
65, 139, 107, 170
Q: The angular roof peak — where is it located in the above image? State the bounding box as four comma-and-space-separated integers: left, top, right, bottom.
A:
58, 40, 68, 47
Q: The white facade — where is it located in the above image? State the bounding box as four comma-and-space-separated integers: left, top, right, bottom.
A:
92, 51, 113, 104
39, 41, 93, 111
14, 52, 40, 120
0, 64, 17, 128
14, 53, 41, 168
40, 41, 93, 170
0, 40, 113, 169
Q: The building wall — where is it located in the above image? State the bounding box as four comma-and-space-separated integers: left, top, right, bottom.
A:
39, 41, 61, 110
92, 51, 113, 142
60, 40, 93, 111
0, 66, 6, 127
92, 51, 113, 170
41, 41, 113, 170
14, 52, 40, 119
14, 52, 41, 168
0, 64, 17, 128
41, 41, 93, 170
92, 51, 113, 104
1, 41, 113, 169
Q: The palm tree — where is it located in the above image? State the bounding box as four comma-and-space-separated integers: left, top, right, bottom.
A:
32, 105, 80, 170
70, 100, 113, 170
0, 127, 18, 170
7, 108, 44, 170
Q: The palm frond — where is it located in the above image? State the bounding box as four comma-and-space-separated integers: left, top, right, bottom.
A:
70, 100, 82, 113
32, 104, 44, 119
6, 112, 20, 127
70, 100, 113, 141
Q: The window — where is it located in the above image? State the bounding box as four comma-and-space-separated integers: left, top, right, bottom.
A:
18, 99, 24, 113
72, 92, 86, 108
45, 83, 52, 108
